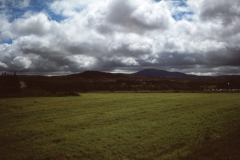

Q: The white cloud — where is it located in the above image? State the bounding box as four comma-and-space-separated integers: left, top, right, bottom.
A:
0, 62, 7, 68
12, 13, 52, 36
65, 55, 97, 68
12, 56, 31, 69
131, 0, 174, 30
0, 16, 13, 40
121, 57, 139, 66
50, 0, 105, 16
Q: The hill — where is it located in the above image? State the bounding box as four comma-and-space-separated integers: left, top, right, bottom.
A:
67, 71, 129, 79
9, 69, 239, 96
132, 69, 196, 78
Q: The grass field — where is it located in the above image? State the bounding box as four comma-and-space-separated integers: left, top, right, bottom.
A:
1, 93, 240, 160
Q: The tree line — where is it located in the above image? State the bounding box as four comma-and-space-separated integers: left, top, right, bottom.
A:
0, 72, 21, 95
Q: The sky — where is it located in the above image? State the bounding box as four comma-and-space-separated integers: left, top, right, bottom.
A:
0, 0, 240, 76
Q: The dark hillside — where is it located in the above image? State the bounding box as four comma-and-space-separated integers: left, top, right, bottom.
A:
4, 69, 238, 96
67, 71, 129, 79
132, 69, 196, 78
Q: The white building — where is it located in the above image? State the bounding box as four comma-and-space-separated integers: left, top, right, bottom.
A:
20, 81, 26, 89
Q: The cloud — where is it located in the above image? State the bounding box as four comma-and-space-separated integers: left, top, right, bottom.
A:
100, 0, 174, 33
12, 56, 31, 68
49, 0, 106, 17
65, 55, 98, 69
199, 0, 240, 26
0, 0, 240, 75
0, 62, 7, 68
11, 13, 52, 36
0, 17, 13, 41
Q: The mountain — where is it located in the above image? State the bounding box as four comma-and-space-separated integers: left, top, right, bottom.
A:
68, 70, 129, 79
132, 69, 196, 78
67, 69, 196, 79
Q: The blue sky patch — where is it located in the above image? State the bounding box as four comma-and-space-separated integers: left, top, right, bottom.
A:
170, 0, 193, 21
172, 11, 194, 21
0, 38, 13, 44
3, 0, 65, 22
177, 0, 188, 7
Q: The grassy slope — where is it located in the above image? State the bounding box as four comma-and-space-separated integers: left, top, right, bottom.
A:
0, 93, 240, 160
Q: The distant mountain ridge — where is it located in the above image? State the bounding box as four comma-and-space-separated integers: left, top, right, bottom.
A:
18, 69, 197, 78
67, 69, 196, 79
68, 70, 129, 79
132, 69, 196, 78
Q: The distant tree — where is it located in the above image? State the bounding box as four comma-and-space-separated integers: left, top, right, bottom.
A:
109, 86, 115, 92
0, 72, 21, 95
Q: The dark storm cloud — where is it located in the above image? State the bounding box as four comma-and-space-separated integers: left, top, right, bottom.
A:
205, 48, 240, 66
107, 0, 133, 25
109, 44, 150, 58
199, 0, 240, 26
106, 1, 151, 32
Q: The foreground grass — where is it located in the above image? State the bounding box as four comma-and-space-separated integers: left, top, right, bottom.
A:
0, 93, 240, 160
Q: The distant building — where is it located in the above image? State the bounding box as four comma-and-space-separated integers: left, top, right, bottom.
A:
20, 81, 26, 89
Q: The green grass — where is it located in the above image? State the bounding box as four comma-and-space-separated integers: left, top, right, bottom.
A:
0, 93, 240, 160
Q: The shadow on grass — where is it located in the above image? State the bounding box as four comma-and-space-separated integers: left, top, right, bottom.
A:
180, 125, 240, 160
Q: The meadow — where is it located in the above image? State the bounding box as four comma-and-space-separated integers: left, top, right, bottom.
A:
0, 93, 240, 160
